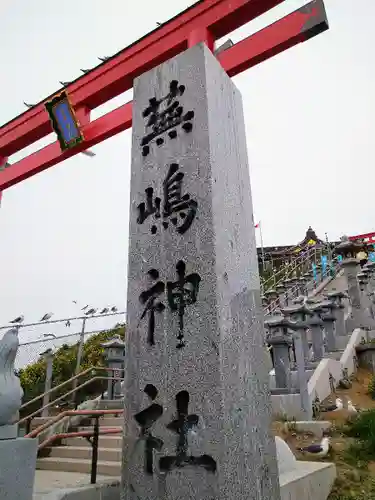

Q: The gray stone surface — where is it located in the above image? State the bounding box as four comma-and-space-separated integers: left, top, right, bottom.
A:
0, 436, 38, 499
357, 344, 375, 372
341, 259, 364, 330
122, 43, 280, 500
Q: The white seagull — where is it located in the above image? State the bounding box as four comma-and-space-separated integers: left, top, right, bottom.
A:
85, 308, 97, 316
323, 397, 343, 412
347, 400, 357, 413
40, 312, 53, 322
9, 315, 24, 324
297, 436, 330, 458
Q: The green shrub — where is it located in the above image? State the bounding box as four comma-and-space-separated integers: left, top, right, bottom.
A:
344, 409, 375, 461
368, 375, 375, 400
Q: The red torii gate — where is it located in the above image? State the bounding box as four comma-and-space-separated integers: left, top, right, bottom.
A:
0, 0, 328, 194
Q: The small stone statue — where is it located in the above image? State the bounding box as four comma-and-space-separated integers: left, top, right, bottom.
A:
0, 328, 23, 428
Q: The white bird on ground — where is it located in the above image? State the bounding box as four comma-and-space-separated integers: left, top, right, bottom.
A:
9, 315, 24, 324
347, 400, 358, 413
323, 397, 343, 412
297, 437, 330, 458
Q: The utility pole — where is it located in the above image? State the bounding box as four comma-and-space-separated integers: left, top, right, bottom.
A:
71, 317, 86, 405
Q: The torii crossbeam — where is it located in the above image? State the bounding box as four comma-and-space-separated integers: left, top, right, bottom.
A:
0, 0, 328, 192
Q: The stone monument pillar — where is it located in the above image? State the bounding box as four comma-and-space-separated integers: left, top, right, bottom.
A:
282, 304, 312, 363
335, 240, 364, 330
0, 328, 37, 499
265, 317, 293, 390
122, 44, 280, 500
357, 272, 374, 325
365, 261, 375, 290
326, 290, 347, 336
275, 284, 286, 309
283, 278, 293, 306
101, 335, 125, 400
320, 300, 337, 352
307, 304, 325, 362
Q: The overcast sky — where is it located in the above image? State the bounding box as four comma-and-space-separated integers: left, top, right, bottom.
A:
0, 0, 373, 347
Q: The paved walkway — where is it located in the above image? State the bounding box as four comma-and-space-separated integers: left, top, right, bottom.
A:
33, 470, 118, 499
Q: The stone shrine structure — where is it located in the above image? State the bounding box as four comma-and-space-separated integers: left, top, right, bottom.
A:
123, 44, 280, 500
0, 328, 37, 499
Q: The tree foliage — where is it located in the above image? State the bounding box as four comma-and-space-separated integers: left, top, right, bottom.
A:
18, 324, 125, 416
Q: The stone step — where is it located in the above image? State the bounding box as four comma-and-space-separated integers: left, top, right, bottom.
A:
36, 456, 121, 476
95, 416, 124, 427
49, 445, 122, 462
63, 435, 122, 448
77, 426, 123, 433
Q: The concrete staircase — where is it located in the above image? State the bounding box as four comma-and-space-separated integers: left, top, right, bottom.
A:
35, 414, 123, 476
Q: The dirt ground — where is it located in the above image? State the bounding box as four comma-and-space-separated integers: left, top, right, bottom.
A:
272, 368, 375, 499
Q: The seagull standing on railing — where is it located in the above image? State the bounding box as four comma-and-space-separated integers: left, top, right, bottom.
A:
85, 308, 97, 316
40, 313, 53, 322
9, 315, 24, 324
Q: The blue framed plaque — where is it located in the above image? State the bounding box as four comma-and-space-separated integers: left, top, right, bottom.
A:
45, 91, 84, 152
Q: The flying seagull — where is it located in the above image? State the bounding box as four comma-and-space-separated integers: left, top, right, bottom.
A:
297, 436, 330, 458
72, 300, 77, 304
322, 397, 343, 412
9, 315, 24, 324
81, 305, 89, 310
40, 312, 53, 322
85, 308, 97, 315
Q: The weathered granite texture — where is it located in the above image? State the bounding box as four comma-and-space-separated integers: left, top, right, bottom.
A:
122, 43, 280, 500
0, 436, 38, 499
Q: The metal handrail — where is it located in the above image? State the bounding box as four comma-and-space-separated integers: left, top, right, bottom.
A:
261, 246, 325, 293
25, 408, 123, 439
19, 373, 123, 426
264, 256, 341, 316
27, 409, 124, 485
19, 365, 116, 414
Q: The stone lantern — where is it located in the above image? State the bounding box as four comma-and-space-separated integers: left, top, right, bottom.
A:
335, 239, 364, 330
335, 238, 361, 260
101, 335, 125, 400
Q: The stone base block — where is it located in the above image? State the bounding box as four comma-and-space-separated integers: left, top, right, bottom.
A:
271, 393, 310, 420
280, 461, 336, 500
0, 437, 38, 499
0, 423, 17, 439
97, 399, 124, 410
36, 462, 336, 500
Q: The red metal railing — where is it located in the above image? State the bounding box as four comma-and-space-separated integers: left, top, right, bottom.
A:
27, 409, 123, 484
